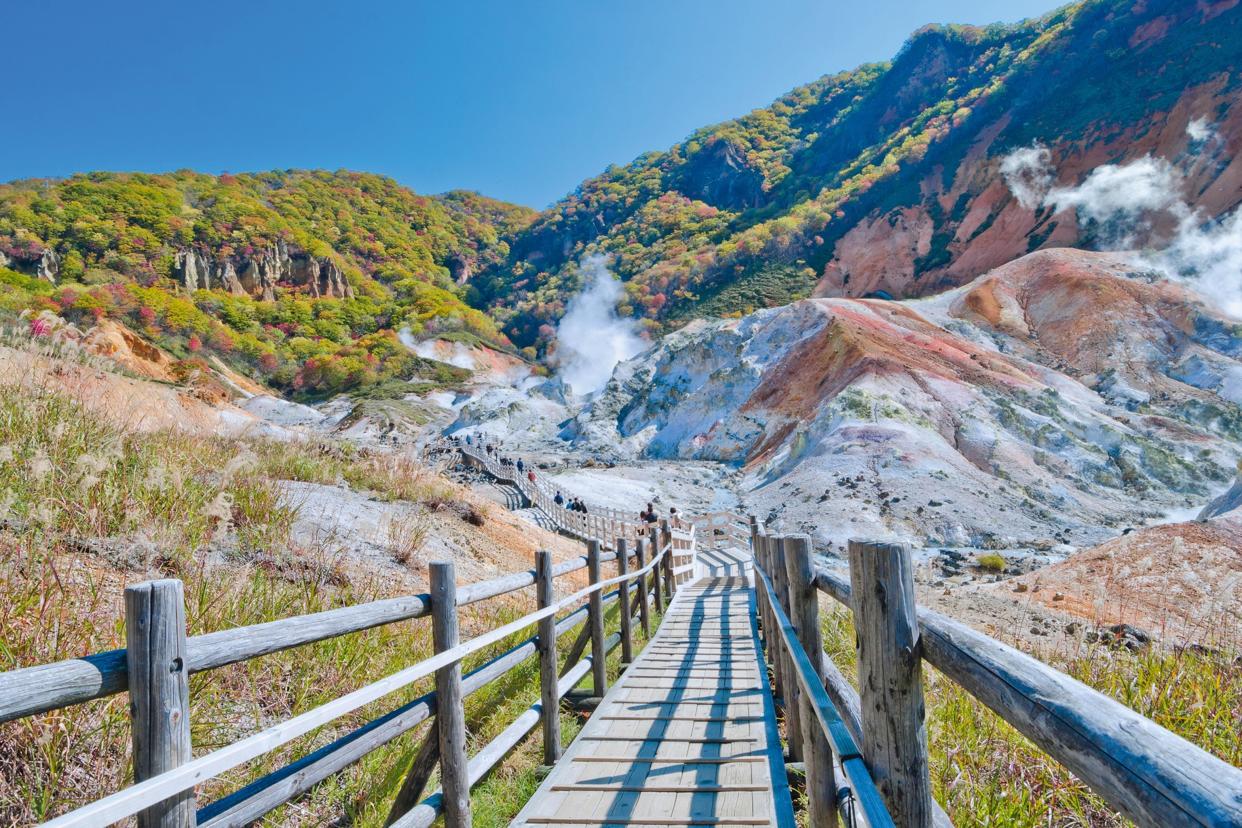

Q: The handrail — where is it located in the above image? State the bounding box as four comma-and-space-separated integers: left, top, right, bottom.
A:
37, 543, 673, 828
752, 558, 894, 828
454, 443, 648, 546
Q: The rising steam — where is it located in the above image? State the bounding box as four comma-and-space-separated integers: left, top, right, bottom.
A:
1001, 121, 1242, 317
554, 254, 645, 396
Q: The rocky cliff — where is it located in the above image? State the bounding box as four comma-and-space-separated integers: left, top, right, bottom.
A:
174, 241, 353, 301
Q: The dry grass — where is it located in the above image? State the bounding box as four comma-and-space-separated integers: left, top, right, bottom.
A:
0, 350, 654, 826
819, 600, 1241, 827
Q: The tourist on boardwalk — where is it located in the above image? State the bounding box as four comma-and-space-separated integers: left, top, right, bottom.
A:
554, 491, 564, 507
528, 469, 536, 484
641, 503, 658, 534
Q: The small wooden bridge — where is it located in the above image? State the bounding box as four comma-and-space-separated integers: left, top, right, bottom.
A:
2, 443, 1240, 827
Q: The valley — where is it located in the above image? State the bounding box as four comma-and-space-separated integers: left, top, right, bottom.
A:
1, 0, 1240, 824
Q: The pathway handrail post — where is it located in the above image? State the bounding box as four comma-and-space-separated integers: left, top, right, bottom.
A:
535, 550, 562, 766
848, 540, 933, 828
773, 536, 803, 762
660, 520, 674, 599
587, 540, 608, 696
125, 579, 196, 828
750, 518, 770, 658
784, 535, 838, 828
635, 538, 650, 637
616, 538, 633, 664
430, 561, 471, 828
651, 532, 665, 615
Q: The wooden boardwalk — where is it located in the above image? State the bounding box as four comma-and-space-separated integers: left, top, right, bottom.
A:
513, 548, 795, 828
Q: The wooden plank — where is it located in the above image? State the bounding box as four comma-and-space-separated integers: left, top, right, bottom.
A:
515, 568, 794, 828
125, 579, 195, 828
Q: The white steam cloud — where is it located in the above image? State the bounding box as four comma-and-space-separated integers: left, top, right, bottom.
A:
1000, 122, 1242, 318
554, 254, 645, 396
999, 144, 1053, 209
398, 328, 477, 370
1187, 117, 1214, 143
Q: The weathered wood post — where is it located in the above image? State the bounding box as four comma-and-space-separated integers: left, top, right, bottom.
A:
125, 578, 195, 828
651, 532, 665, 615
587, 540, 608, 696
784, 535, 837, 828
635, 538, 650, 637
772, 536, 803, 762
430, 562, 471, 827
751, 519, 771, 657
616, 538, 634, 664
757, 532, 778, 691
848, 539, 933, 827
535, 550, 561, 765
660, 519, 675, 600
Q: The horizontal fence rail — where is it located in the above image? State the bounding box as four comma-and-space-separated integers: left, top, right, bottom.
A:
753, 523, 1242, 828
6, 512, 689, 828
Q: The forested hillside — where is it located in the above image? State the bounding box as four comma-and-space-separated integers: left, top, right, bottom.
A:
0, 171, 533, 396
476, 0, 1242, 351
6, 0, 1242, 379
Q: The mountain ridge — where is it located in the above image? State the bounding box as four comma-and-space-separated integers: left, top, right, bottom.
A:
475, 0, 1242, 353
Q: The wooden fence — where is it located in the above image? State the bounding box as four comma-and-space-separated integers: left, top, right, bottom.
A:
454, 444, 646, 548
750, 520, 1242, 828
1, 508, 697, 827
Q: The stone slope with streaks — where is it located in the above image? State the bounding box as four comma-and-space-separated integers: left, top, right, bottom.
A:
569, 249, 1242, 552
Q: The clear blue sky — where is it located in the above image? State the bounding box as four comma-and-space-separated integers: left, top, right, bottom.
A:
3, 0, 1059, 208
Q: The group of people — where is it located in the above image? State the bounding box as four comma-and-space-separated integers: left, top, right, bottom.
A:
553, 491, 590, 513
454, 435, 538, 483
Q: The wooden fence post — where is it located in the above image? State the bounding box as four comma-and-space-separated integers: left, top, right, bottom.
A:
125, 578, 195, 828
430, 562, 471, 827
848, 540, 933, 828
784, 535, 837, 828
660, 520, 674, 600
651, 533, 665, 616
751, 520, 771, 658
772, 536, 803, 762
635, 538, 650, 637
757, 533, 778, 691
535, 550, 561, 765
587, 540, 608, 696
616, 538, 634, 665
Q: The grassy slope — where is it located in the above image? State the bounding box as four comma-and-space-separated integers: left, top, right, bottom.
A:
818, 606, 1241, 826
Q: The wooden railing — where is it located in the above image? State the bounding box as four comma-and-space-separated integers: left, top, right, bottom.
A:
453, 443, 648, 548
4, 525, 692, 827
750, 520, 1242, 828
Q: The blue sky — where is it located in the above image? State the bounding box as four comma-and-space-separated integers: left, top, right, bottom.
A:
3, 0, 1059, 208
